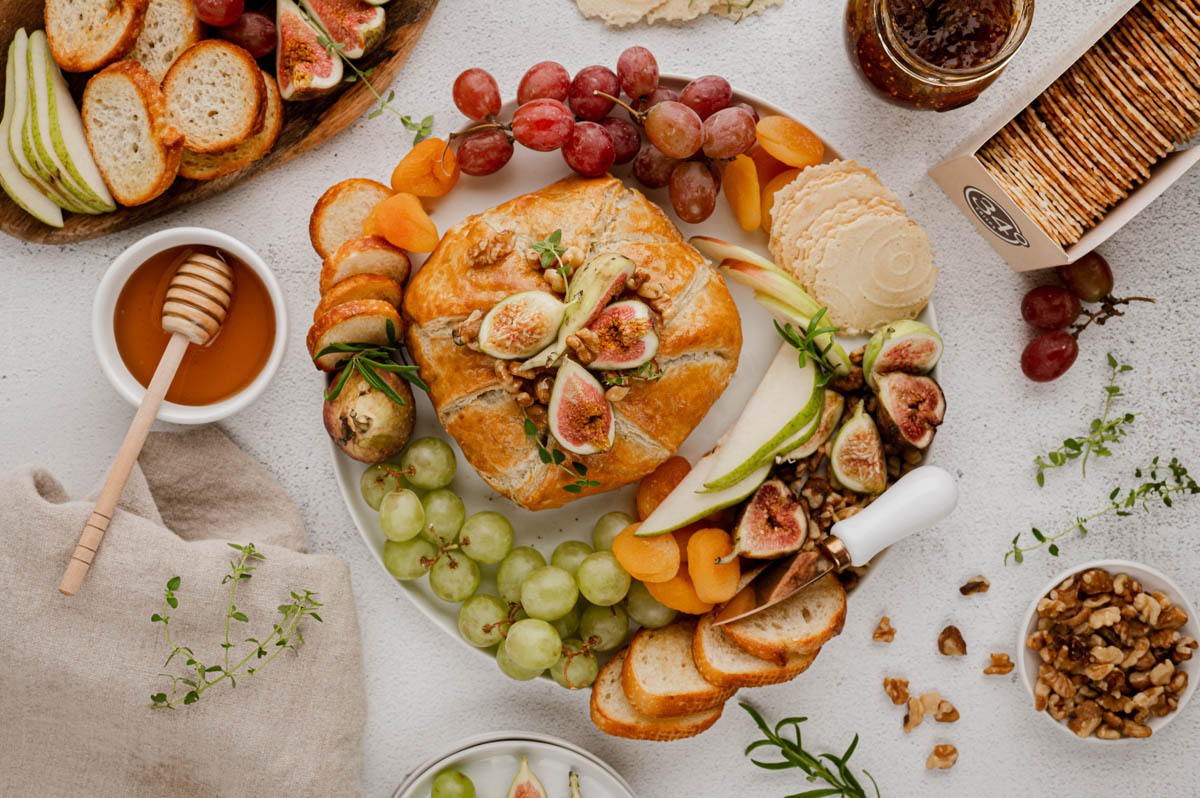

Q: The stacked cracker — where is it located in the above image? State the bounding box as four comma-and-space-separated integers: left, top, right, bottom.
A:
979, 0, 1200, 247
573, 0, 782, 26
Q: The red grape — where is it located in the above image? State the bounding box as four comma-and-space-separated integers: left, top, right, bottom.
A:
679, 75, 732, 120
518, 61, 570, 104
457, 129, 513, 176
701, 106, 756, 159
669, 161, 718, 223
562, 121, 615, 177
196, 0, 243, 27
512, 99, 574, 152
1057, 252, 1114, 303
568, 66, 620, 122
1021, 285, 1080, 330
218, 12, 275, 58
1021, 331, 1079, 382
626, 86, 678, 123
707, 159, 722, 192
617, 46, 659, 100
453, 69, 501, 122
598, 117, 640, 164
644, 101, 702, 159
731, 102, 759, 124
632, 143, 678, 188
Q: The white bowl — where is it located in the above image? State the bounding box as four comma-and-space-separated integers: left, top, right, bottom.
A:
1017, 559, 1198, 742
92, 226, 287, 424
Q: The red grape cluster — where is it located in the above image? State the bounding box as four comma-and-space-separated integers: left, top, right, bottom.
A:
200, 0, 276, 58
450, 49, 756, 223
1019, 252, 1116, 382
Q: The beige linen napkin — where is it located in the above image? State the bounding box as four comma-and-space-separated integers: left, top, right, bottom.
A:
0, 427, 366, 797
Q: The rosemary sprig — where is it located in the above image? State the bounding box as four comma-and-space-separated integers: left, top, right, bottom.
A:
150, 543, 324, 709
315, 31, 434, 142
775, 308, 840, 388
601, 360, 663, 388
741, 703, 880, 798
522, 411, 600, 494
316, 319, 428, 406
1006, 457, 1199, 564
1034, 353, 1136, 486
532, 229, 571, 296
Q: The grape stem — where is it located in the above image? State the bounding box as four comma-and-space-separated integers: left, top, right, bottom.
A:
559, 635, 601, 689
1070, 294, 1155, 338
592, 91, 644, 122
481, 601, 525, 638
418, 534, 470, 570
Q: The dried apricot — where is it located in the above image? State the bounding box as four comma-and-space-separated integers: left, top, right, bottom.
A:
673, 521, 706, 564
644, 568, 714, 615
613, 523, 680, 583
636, 456, 692, 520
364, 193, 439, 253
760, 168, 801, 234
714, 585, 756, 623
747, 143, 790, 186
723, 153, 761, 232
756, 116, 824, 169
390, 137, 460, 198
687, 528, 740, 604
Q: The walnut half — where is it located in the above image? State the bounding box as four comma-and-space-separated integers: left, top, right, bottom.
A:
926, 744, 958, 770
984, 653, 1014, 675
873, 616, 896, 643
938, 625, 967, 656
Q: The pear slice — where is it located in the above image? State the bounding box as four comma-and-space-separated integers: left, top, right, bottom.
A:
0, 30, 62, 226
636, 450, 770, 538
778, 390, 844, 463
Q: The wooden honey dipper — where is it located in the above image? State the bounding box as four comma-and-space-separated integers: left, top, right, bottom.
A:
59, 251, 235, 596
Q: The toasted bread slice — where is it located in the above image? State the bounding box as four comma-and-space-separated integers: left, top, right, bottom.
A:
127, 0, 204, 82
179, 69, 282, 180
45, 0, 149, 72
163, 40, 265, 154
306, 299, 403, 371
82, 60, 183, 206
720, 572, 846, 666
621, 618, 736, 718
693, 610, 817, 688
314, 274, 403, 322
309, 178, 392, 259
319, 236, 412, 294
591, 650, 722, 741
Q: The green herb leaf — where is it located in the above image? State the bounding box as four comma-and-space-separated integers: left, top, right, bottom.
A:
167, 576, 181, 591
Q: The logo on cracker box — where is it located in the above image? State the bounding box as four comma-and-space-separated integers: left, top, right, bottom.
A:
964, 186, 1029, 247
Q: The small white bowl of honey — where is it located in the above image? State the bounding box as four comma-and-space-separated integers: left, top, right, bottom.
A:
92, 227, 287, 424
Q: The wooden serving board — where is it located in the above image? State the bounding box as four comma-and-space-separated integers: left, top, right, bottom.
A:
0, 0, 438, 245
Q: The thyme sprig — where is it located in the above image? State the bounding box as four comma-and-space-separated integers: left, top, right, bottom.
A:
775, 308, 840, 388
1006, 457, 1199, 564
741, 703, 880, 798
532, 229, 572, 296
522, 411, 600, 494
601, 360, 663, 388
150, 543, 324, 709
316, 319, 428, 406
1034, 354, 1136, 485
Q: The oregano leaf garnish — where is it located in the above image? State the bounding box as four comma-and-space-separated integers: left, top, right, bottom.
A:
522, 409, 600, 494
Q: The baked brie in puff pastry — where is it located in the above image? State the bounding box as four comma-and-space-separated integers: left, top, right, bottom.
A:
403, 175, 742, 511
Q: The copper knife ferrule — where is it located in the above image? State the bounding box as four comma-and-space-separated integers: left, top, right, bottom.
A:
820, 535, 852, 571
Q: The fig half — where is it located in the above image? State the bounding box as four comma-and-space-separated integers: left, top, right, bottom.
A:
830, 402, 887, 494
300, 0, 385, 60
477, 290, 566, 359
276, 0, 343, 101
586, 299, 658, 369
507, 756, 547, 798
863, 320, 942, 389
875, 372, 946, 450
778, 390, 844, 463
547, 359, 615, 455
725, 478, 810, 561
323, 367, 415, 463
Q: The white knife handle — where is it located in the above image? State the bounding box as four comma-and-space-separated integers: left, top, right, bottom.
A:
831, 465, 958, 567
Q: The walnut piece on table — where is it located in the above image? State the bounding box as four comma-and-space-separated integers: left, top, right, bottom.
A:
938, 625, 967, 656
984, 653, 1014, 675
926, 744, 958, 770
959, 576, 991, 595
873, 615, 896, 642
883, 677, 909, 706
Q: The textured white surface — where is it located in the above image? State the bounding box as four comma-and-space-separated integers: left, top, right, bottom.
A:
2, 1, 1199, 795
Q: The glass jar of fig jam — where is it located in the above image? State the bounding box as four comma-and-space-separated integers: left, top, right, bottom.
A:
846, 0, 1035, 111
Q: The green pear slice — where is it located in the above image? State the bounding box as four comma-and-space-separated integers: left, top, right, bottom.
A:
0, 30, 62, 226
636, 450, 771, 538
779, 390, 844, 463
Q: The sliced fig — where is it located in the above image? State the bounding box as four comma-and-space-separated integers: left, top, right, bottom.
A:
586, 299, 658, 370
779, 391, 844, 463
547, 359, 615, 455
725, 478, 810, 561
875, 372, 946, 450
300, 0, 385, 60
507, 756, 548, 798
276, 0, 343, 101
830, 402, 887, 494
863, 320, 942, 390
477, 291, 566, 359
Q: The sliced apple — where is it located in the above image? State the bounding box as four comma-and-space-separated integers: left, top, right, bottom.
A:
753, 292, 853, 376
689, 235, 780, 274
0, 30, 61, 227
636, 451, 771, 538
720, 258, 822, 319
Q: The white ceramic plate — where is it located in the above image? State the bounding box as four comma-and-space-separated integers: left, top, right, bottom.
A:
330, 77, 940, 662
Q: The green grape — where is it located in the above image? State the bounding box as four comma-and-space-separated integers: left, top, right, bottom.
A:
401, 437, 457, 490
625, 579, 678, 629
576, 551, 631, 606
551, 540, 594, 577
360, 463, 413, 510
420, 489, 465, 544
496, 639, 543, 681
382, 538, 436, 580
379, 489, 424, 542
549, 600, 582, 638
432, 770, 475, 798
520, 565, 579, 622
579, 603, 628, 652
549, 638, 599, 690
457, 594, 508, 647
459, 511, 514, 564
505, 618, 563, 671
592, 511, 635, 551
497, 547, 546, 604
429, 550, 480, 602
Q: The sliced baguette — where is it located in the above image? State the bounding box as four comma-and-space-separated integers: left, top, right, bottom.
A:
314, 274, 403, 322
319, 236, 411, 294
621, 618, 736, 718
179, 69, 282, 180
306, 299, 403, 371
693, 610, 817, 688
127, 0, 205, 82
591, 649, 723, 741
163, 40, 265, 154
720, 572, 846, 666
45, 0, 149, 72
82, 60, 183, 206
309, 177, 392, 259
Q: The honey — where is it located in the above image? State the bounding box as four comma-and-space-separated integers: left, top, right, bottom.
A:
113, 244, 275, 406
